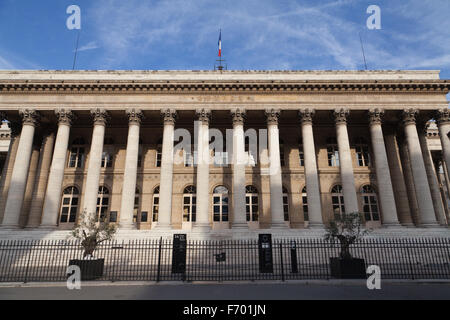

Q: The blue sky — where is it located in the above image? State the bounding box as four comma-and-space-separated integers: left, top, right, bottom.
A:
0, 0, 449, 80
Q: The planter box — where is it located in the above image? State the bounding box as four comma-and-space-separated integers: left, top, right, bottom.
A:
329, 257, 366, 279
68, 258, 104, 280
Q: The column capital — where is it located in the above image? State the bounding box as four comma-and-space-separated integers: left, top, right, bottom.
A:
401, 108, 419, 126
435, 108, 450, 126
265, 108, 280, 125
126, 108, 144, 125
55, 109, 75, 126
231, 108, 246, 125
298, 108, 315, 124
196, 108, 211, 124
333, 108, 349, 124
90, 108, 109, 126
19, 109, 40, 127
368, 108, 385, 125
161, 108, 177, 125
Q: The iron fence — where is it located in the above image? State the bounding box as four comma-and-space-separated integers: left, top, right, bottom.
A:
0, 237, 449, 282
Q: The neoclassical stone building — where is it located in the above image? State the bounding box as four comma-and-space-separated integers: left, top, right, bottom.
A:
0, 70, 449, 238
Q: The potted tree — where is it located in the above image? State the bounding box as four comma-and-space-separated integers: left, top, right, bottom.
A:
69, 211, 117, 280
325, 212, 370, 279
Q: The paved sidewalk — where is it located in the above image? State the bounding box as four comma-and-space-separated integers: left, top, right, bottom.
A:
0, 280, 449, 300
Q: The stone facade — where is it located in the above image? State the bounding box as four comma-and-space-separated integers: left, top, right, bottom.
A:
0, 70, 449, 239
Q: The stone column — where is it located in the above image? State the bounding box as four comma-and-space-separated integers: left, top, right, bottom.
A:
40, 110, 74, 227
417, 121, 447, 226
26, 129, 55, 228
119, 109, 143, 229
2, 109, 40, 228
155, 109, 177, 229
265, 109, 287, 228
401, 109, 438, 227
383, 129, 414, 226
299, 109, 323, 228
0, 122, 20, 223
434, 155, 450, 224
194, 109, 211, 231
333, 109, 359, 214
231, 109, 247, 228
368, 109, 400, 226
398, 135, 420, 225
20, 144, 40, 226
82, 108, 109, 222
436, 108, 450, 180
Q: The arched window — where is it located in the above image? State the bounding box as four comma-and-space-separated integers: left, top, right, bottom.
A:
279, 139, 285, 167
361, 185, 379, 222
282, 187, 289, 221
298, 138, 304, 166
302, 186, 309, 221
327, 137, 339, 166
59, 186, 79, 223
183, 185, 196, 222
245, 185, 259, 222
156, 138, 162, 167
355, 137, 370, 167
96, 186, 110, 221
245, 136, 257, 167
133, 187, 140, 223
213, 186, 229, 222
101, 151, 113, 168
152, 186, 159, 222
68, 138, 85, 168
331, 185, 345, 219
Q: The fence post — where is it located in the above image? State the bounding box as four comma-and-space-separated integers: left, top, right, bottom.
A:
23, 240, 32, 283
279, 242, 285, 281
156, 237, 162, 282
405, 239, 414, 280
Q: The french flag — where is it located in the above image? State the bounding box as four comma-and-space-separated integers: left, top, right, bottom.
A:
218, 30, 222, 57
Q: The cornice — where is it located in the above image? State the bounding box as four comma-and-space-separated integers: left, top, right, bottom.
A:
0, 80, 448, 94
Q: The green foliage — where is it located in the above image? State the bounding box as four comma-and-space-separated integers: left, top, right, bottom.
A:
71, 210, 117, 258
324, 212, 370, 259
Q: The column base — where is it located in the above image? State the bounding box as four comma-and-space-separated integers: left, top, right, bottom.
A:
192, 223, 211, 233
419, 222, 444, 228
118, 223, 137, 230
270, 222, 289, 229
231, 222, 248, 229
400, 222, 416, 227
152, 223, 172, 230
307, 222, 325, 229
0, 224, 21, 230
37, 225, 58, 230
381, 222, 403, 229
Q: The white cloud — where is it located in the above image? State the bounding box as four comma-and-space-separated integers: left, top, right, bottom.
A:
84, 0, 450, 73
76, 41, 100, 52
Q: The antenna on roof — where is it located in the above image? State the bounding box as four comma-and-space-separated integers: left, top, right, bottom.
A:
359, 32, 368, 70
72, 30, 80, 70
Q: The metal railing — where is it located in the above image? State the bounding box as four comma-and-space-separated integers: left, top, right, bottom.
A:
0, 238, 449, 282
